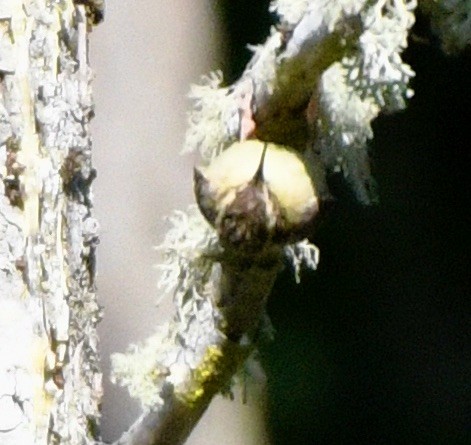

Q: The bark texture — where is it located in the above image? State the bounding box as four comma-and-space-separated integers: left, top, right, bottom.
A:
0, 1, 102, 444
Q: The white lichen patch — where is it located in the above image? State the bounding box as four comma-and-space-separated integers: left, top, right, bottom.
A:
111, 324, 174, 409
157, 205, 220, 305
315, 0, 416, 203
284, 238, 320, 283
318, 62, 380, 203
270, 0, 311, 25
183, 72, 236, 161
112, 206, 226, 408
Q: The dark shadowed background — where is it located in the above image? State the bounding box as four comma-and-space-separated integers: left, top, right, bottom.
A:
220, 3, 470, 444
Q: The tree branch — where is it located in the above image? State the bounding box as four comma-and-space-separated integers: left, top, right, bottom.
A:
109, 1, 423, 444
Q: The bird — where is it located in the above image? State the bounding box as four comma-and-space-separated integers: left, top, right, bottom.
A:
194, 139, 326, 248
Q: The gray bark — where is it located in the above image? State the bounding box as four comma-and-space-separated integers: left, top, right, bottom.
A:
0, 1, 102, 444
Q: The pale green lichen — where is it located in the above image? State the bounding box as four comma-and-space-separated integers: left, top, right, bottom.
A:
318, 62, 381, 203
317, 0, 416, 203
112, 206, 226, 409
110, 326, 173, 409
156, 205, 220, 310
352, 0, 416, 109
183, 72, 235, 161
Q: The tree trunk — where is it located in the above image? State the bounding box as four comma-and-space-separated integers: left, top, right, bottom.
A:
0, 2, 102, 444
2, 1, 468, 445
